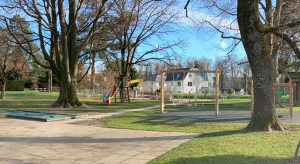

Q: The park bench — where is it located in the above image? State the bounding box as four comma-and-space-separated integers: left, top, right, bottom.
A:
35, 88, 47, 92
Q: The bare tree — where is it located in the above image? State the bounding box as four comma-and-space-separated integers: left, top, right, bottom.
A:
0, 27, 28, 99
214, 57, 229, 91
0, 0, 108, 107
227, 54, 241, 88
196, 57, 212, 70
104, 0, 183, 102
186, 0, 300, 131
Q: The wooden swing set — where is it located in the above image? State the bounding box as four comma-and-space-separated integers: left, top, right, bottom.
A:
160, 69, 221, 115
250, 79, 296, 118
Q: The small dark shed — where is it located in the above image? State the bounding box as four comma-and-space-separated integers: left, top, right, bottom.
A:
284, 72, 300, 105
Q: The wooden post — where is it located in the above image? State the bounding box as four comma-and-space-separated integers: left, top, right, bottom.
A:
215, 69, 219, 116
160, 69, 165, 113
127, 87, 130, 102
250, 80, 254, 117
289, 79, 293, 118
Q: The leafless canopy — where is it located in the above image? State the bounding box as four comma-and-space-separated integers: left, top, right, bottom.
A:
0, 0, 108, 81
103, 0, 184, 76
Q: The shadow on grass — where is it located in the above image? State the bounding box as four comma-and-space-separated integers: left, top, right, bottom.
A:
134, 118, 198, 128
135, 119, 244, 136
197, 129, 244, 138
150, 154, 291, 164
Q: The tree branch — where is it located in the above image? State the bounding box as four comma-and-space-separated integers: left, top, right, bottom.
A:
205, 20, 241, 40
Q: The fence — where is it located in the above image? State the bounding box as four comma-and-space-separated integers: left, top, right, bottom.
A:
0, 91, 59, 106
0, 89, 111, 106
0, 87, 189, 106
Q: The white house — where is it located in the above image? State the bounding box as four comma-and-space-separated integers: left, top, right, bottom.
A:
139, 75, 167, 92
164, 68, 215, 93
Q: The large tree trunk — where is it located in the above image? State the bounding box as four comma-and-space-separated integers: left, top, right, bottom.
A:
0, 81, 5, 99
237, 0, 284, 131
51, 77, 84, 108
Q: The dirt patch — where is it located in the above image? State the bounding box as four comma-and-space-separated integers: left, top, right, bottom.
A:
68, 119, 106, 127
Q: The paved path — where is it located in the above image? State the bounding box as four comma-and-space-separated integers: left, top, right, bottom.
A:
0, 104, 199, 164
144, 110, 300, 123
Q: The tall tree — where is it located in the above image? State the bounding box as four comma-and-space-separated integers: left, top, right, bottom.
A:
236, 0, 300, 131
0, 27, 28, 99
214, 57, 229, 91
196, 57, 212, 70
186, 0, 300, 131
1, 0, 108, 107
104, 0, 182, 102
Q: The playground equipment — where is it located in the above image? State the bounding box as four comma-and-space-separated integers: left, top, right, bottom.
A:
160, 69, 220, 115
103, 78, 143, 104
250, 79, 295, 118
103, 81, 122, 104
194, 86, 205, 107
274, 87, 289, 111
194, 72, 208, 107
128, 79, 144, 89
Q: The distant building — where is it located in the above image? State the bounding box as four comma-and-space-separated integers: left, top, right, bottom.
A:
139, 75, 164, 92
164, 68, 214, 93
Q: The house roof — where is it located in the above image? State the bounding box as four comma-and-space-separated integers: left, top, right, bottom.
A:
165, 68, 191, 81
285, 72, 300, 83
143, 75, 162, 82
165, 68, 214, 82
200, 72, 213, 81
143, 75, 157, 82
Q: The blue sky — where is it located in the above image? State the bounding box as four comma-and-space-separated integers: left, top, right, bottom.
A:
1, 0, 248, 68
136, 1, 248, 65
175, 2, 248, 63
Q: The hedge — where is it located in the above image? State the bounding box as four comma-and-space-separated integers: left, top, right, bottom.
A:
0, 80, 24, 91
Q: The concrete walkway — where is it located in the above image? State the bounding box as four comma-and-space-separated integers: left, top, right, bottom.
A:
0, 105, 199, 164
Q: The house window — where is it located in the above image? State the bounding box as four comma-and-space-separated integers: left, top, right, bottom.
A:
177, 82, 181, 86
188, 82, 192, 86
208, 83, 212, 87
189, 73, 192, 78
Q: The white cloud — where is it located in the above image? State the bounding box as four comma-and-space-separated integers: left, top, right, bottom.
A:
218, 41, 227, 48
217, 51, 227, 57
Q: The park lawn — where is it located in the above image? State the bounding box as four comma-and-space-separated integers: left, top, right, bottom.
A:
100, 110, 299, 164
0, 92, 169, 113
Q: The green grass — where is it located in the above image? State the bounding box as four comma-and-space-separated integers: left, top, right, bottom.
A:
101, 110, 299, 164
0, 91, 60, 105
0, 91, 169, 112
